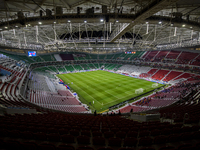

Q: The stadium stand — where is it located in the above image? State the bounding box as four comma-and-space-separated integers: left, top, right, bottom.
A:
151, 70, 170, 81
1, 49, 200, 150
2, 0, 200, 148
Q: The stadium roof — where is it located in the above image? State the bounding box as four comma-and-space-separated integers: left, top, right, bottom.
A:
0, 0, 200, 52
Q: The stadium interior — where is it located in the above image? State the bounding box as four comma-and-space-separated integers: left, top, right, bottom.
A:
0, 0, 200, 150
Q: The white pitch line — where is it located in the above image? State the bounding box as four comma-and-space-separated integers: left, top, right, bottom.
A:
103, 91, 136, 105
104, 91, 119, 99
71, 82, 102, 105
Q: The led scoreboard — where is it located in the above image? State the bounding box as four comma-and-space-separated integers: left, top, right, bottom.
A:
28, 51, 37, 57
125, 51, 136, 54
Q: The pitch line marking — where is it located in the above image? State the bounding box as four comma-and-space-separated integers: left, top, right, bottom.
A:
70, 82, 102, 105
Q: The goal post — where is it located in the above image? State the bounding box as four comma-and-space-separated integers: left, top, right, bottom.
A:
152, 83, 158, 88
135, 88, 144, 94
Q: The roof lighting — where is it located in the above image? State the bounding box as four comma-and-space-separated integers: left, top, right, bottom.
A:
15, 26, 18, 28
5, 27, 8, 29
146, 22, 148, 24
54, 22, 56, 24
100, 19, 104, 22
68, 20, 71, 23
159, 21, 162, 24
116, 20, 119, 23
182, 24, 185, 27
84, 20, 87, 23
38, 22, 42, 24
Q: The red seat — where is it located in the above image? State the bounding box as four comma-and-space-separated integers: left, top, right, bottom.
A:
37, 143, 56, 150
138, 137, 153, 146
127, 131, 138, 138
77, 135, 90, 144
192, 131, 200, 139
108, 137, 122, 147
81, 130, 91, 137
58, 128, 68, 135
158, 146, 176, 150
104, 131, 114, 138
116, 131, 126, 139
92, 136, 106, 146
33, 132, 47, 141
154, 135, 167, 144
123, 137, 137, 147
4, 140, 22, 150
150, 129, 160, 136
56, 144, 75, 150
139, 131, 150, 137
20, 131, 33, 140
139, 148, 155, 150
21, 141, 37, 150
167, 134, 180, 143
69, 129, 79, 136
98, 147, 114, 150
47, 133, 61, 142
61, 134, 75, 143
118, 148, 135, 150
77, 146, 94, 150
92, 131, 102, 137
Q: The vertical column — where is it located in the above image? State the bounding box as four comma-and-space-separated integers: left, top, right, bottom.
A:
154, 25, 156, 41
36, 25, 38, 42
24, 32, 27, 46
54, 23, 57, 41
79, 23, 81, 40
13, 29, 16, 37
146, 23, 149, 34
174, 27, 177, 36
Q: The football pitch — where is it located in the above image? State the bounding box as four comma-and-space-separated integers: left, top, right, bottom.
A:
57, 70, 164, 112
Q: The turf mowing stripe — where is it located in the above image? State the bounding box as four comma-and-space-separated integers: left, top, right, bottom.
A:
57, 70, 164, 112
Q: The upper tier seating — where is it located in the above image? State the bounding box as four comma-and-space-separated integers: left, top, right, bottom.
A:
190, 54, 200, 66
165, 50, 181, 59
176, 52, 197, 64
153, 51, 169, 62
144, 51, 159, 61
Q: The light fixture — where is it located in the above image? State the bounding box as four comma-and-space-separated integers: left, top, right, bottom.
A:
38, 22, 42, 24
84, 20, 87, 23
190, 26, 192, 28
100, 19, 104, 22
28, 24, 31, 26
15, 26, 18, 27
5, 27, 8, 29
68, 20, 71, 23
54, 22, 56, 24
171, 23, 174, 26
182, 24, 185, 27
116, 20, 119, 22
159, 21, 162, 24
146, 22, 148, 24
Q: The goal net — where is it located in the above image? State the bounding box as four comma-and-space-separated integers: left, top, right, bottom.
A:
135, 88, 144, 94
152, 83, 158, 88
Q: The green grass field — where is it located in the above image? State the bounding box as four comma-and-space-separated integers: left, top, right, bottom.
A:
57, 70, 163, 112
